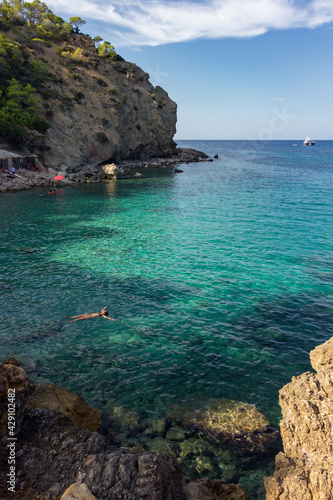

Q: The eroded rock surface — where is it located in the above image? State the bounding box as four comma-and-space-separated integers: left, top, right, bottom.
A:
0, 359, 249, 499
265, 337, 333, 499
27, 383, 102, 433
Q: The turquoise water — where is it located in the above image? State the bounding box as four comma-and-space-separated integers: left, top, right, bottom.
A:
1, 140, 333, 490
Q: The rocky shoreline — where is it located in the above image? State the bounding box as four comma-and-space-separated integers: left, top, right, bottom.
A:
2, 336, 333, 499
0, 358, 251, 499
0, 148, 209, 193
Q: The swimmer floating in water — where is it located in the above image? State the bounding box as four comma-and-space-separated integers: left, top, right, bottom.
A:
66, 306, 115, 322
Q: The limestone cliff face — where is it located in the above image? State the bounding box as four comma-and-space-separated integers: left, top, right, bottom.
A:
265, 337, 333, 499
30, 35, 177, 171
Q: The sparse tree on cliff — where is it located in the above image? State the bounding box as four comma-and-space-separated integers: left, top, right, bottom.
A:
93, 35, 103, 49
69, 16, 86, 34
97, 40, 112, 56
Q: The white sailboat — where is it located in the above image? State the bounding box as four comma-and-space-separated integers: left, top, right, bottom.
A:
302, 136, 316, 146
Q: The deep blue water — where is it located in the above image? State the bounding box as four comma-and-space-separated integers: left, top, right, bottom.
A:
1, 140, 332, 495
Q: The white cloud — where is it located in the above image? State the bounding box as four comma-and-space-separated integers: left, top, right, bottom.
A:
45, 0, 333, 46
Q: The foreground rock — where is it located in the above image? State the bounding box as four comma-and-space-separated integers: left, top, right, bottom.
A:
265, 337, 333, 499
27, 383, 102, 433
0, 359, 249, 499
167, 397, 279, 456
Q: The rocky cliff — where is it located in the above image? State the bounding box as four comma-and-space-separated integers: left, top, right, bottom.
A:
3, 32, 178, 172
265, 337, 333, 499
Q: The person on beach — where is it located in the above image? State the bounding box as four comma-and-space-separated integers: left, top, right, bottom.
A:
66, 306, 115, 322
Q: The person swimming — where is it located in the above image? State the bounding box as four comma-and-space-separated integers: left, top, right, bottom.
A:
66, 306, 115, 322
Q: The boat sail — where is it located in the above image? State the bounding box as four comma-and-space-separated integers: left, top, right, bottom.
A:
303, 136, 316, 146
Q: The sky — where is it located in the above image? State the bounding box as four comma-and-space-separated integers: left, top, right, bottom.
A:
44, 0, 333, 140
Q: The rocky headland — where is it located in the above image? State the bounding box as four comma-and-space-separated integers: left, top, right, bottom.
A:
0, 25, 210, 193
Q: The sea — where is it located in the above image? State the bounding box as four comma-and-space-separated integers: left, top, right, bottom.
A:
1, 140, 333, 497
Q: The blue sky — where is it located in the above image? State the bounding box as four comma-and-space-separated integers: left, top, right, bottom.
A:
45, 0, 333, 139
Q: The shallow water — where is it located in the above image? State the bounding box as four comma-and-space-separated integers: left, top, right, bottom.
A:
1, 140, 333, 496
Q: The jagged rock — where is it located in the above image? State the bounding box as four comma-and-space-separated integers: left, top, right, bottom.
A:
265, 337, 333, 499
102, 163, 120, 179
0, 360, 250, 500
87, 175, 102, 183
167, 397, 279, 455
60, 482, 98, 500
214, 155, 219, 159
27, 383, 102, 433
0, 358, 32, 439
176, 148, 208, 162
75, 174, 87, 182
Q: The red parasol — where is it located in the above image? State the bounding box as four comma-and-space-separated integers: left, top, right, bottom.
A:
54, 175, 65, 181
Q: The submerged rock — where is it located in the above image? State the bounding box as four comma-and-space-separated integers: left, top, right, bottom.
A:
144, 436, 179, 457
152, 418, 167, 436
265, 337, 333, 499
105, 402, 140, 434
167, 397, 279, 455
20, 246, 38, 253
166, 427, 187, 442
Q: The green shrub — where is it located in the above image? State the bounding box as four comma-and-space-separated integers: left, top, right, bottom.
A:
61, 48, 85, 63
136, 123, 141, 130
96, 78, 107, 86
72, 88, 85, 103
61, 95, 74, 109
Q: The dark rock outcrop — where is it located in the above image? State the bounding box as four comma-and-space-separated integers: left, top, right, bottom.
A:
27, 383, 102, 433
265, 337, 333, 499
0, 359, 250, 499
